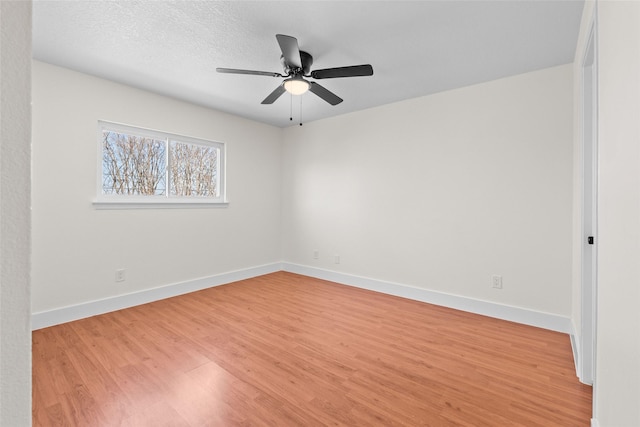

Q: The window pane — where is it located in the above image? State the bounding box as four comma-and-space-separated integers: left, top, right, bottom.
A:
102, 131, 166, 195
169, 141, 218, 197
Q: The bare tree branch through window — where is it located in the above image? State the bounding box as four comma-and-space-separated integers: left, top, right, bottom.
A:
170, 141, 218, 197
100, 125, 223, 201
102, 131, 166, 195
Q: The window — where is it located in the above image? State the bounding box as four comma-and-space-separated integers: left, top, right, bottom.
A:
95, 121, 226, 208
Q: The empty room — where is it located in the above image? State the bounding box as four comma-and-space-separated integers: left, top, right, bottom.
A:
0, 1, 638, 426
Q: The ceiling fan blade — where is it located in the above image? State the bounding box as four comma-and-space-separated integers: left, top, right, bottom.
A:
311, 64, 374, 79
308, 82, 343, 106
261, 85, 287, 104
216, 68, 282, 77
276, 34, 302, 70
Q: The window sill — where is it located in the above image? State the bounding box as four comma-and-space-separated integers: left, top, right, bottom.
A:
93, 198, 229, 210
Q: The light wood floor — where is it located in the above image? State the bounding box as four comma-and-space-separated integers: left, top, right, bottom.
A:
33, 272, 592, 426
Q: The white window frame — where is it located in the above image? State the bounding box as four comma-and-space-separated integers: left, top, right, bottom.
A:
94, 121, 227, 209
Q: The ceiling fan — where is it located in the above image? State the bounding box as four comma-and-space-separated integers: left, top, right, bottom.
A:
216, 34, 374, 106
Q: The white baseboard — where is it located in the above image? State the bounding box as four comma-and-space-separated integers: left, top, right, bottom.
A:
282, 263, 572, 334
33, 262, 573, 335
31, 263, 282, 330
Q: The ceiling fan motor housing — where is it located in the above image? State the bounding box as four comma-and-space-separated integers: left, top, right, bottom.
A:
281, 51, 313, 76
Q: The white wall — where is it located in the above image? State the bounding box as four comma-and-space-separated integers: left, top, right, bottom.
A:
31, 61, 283, 315
31, 61, 577, 337
593, 1, 640, 426
282, 64, 573, 318
0, 1, 32, 425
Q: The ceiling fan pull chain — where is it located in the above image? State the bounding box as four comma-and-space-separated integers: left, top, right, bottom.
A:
299, 95, 303, 126
289, 93, 293, 121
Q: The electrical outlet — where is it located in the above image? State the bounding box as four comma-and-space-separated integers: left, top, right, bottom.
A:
313, 250, 319, 260
492, 275, 502, 289
115, 269, 126, 282
334, 255, 340, 264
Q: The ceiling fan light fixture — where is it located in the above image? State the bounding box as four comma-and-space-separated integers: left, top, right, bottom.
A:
283, 77, 310, 95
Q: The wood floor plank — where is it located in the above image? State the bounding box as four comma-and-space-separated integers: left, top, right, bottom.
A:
33, 271, 592, 426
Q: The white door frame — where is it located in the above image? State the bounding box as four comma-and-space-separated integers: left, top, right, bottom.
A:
579, 15, 597, 386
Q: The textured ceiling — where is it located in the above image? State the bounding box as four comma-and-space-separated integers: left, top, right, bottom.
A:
32, 1, 584, 128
